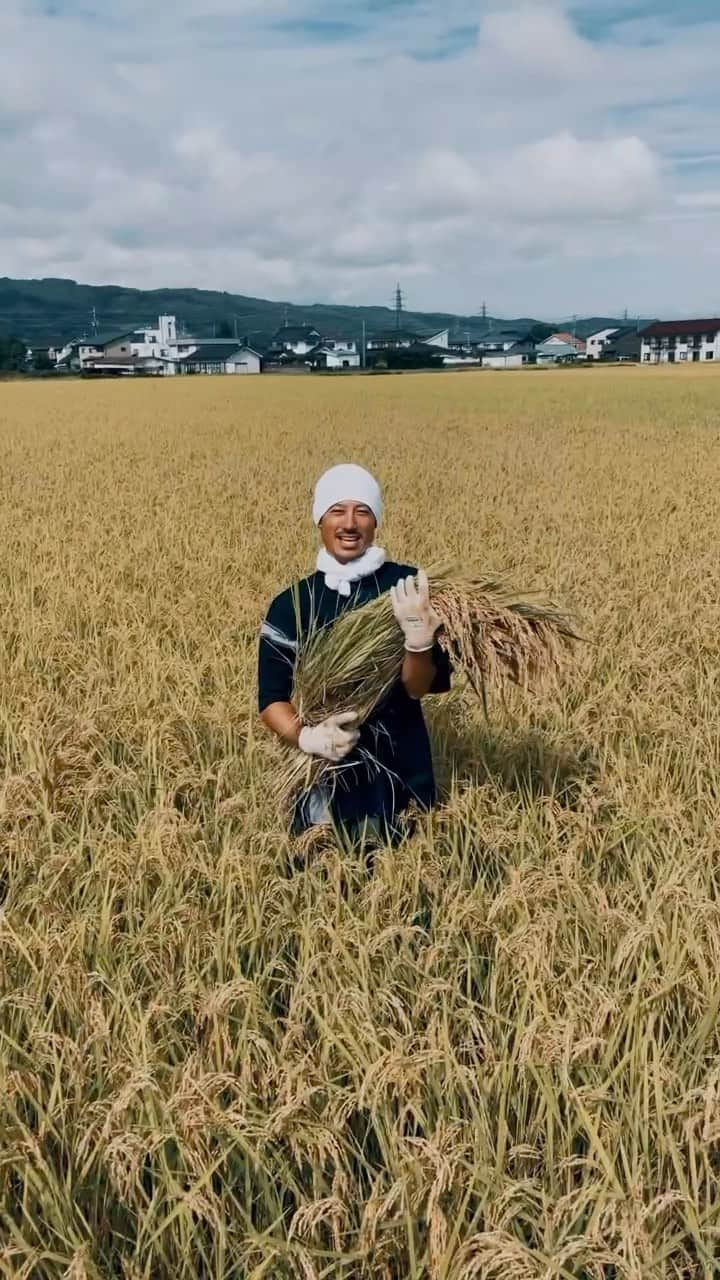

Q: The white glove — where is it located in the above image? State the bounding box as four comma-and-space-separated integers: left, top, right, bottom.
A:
390, 570, 442, 653
298, 712, 360, 763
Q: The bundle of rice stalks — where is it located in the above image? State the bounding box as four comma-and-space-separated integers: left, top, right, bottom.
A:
284, 565, 578, 807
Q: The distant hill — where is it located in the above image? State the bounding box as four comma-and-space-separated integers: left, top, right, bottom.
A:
0, 276, 631, 348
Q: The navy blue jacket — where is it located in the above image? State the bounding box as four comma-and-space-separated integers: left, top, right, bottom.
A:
258, 562, 451, 830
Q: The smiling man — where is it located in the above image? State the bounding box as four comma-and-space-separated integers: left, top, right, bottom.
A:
258, 463, 451, 843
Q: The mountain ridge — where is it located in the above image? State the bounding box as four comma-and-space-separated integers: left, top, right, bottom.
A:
0, 276, 631, 347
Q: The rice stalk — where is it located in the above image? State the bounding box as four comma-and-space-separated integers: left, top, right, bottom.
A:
284, 566, 579, 807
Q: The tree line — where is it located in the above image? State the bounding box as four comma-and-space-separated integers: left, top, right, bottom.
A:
0, 334, 28, 372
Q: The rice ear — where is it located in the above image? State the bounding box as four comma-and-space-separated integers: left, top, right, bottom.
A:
282, 565, 579, 814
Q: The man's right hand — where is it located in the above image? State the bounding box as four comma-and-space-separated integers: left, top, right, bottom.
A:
298, 712, 360, 763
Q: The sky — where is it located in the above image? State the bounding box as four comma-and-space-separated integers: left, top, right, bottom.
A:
0, 0, 719, 318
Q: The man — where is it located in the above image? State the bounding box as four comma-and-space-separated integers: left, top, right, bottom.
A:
258, 463, 451, 843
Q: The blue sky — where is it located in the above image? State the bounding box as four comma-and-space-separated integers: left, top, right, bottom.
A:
1, 0, 719, 317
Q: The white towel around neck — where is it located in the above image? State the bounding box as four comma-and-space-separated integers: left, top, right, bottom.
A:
316, 545, 386, 597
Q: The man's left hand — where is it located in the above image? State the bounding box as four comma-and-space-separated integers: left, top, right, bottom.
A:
391, 570, 442, 653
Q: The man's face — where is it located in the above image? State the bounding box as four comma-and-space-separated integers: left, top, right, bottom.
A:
319, 501, 376, 563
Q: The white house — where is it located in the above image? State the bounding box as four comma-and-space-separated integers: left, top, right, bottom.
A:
311, 340, 360, 370
442, 352, 481, 367
366, 327, 450, 351
56, 316, 187, 373
366, 330, 415, 351
175, 343, 262, 375
425, 329, 450, 349
55, 334, 127, 368
56, 331, 150, 374
225, 347, 262, 374
640, 319, 720, 364
541, 332, 586, 357
130, 315, 186, 360
482, 342, 536, 370
54, 338, 82, 367
55, 319, 264, 376
483, 353, 525, 370
536, 340, 580, 364
476, 329, 528, 352
274, 326, 322, 356
585, 328, 619, 360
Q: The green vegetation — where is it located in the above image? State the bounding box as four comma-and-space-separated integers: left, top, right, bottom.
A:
0, 333, 27, 372
0, 275, 627, 348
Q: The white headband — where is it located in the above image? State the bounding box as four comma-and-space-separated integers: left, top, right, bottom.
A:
312, 464, 383, 525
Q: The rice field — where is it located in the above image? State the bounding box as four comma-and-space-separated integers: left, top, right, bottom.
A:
1, 366, 719, 1278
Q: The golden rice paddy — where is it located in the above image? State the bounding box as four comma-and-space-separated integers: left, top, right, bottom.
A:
1, 366, 719, 1278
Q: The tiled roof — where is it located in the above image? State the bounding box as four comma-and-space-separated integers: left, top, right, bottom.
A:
275, 326, 320, 341
177, 343, 254, 363
640, 318, 720, 338
548, 331, 585, 347
80, 330, 136, 348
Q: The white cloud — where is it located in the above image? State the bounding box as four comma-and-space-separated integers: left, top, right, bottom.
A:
0, 0, 718, 316
407, 133, 660, 225
411, 150, 483, 216
676, 190, 720, 210
479, 4, 597, 80
494, 132, 660, 219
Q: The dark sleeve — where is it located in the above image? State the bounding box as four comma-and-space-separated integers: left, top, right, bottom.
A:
258, 592, 298, 712
430, 641, 452, 694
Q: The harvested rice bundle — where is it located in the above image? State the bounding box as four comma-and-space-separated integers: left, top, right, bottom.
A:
285, 565, 578, 803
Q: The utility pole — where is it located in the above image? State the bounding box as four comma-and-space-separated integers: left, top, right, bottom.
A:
91, 307, 98, 336
361, 319, 366, 369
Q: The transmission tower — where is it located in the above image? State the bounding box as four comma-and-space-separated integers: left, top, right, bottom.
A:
394, 283, 404, 331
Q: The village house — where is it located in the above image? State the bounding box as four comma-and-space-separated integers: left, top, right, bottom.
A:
273, 325, 322, 356
54, 316, 262, 375
25, 343, 59, 367
482, 341, 537, 370
55, 331, 161, 375
366, 329, 416, 351
421, 328, 450, 349
310, 340, 360, 370
541, 331, 587, 357
129, 315, 194, 361
441, 350, 482, 367
599, 328, 642, 362
640, 319, 720, 364
585, 328, 619, 360
366, 328, 450, 352
475, 329, 528, 353
535, 339, 581, 364
366, 341, 446, 371
175, 343, 263, 376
